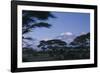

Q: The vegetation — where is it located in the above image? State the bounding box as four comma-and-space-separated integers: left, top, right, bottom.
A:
22, 33, 90, 62
22, 11, 55, 47
22, 11, 90, 62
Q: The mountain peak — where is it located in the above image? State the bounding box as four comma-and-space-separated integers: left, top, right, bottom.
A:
60, 32, 73, 36
56, 32, 76, 44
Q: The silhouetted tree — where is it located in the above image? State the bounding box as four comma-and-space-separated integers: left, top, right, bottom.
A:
38, 39, 67, 51
37, 40, 47, 51
70, 32, 90, 48
22, 10, 55, 34
46, 39, 67, 59
46, 39, 67, 49
38, 39, 67, 59
22, 10, 55, 47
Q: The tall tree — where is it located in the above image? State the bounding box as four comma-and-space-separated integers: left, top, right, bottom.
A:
22, 10, 55, 48
22, 10, 55, 34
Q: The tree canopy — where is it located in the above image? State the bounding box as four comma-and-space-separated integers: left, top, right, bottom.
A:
70, 32, 90, 47
22, 10, 55, 48
38, 39, 67, 51
22, 10, 55, 34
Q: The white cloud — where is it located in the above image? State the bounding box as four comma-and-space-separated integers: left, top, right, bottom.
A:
81, 32, 86, 35
60, 32, 73, 36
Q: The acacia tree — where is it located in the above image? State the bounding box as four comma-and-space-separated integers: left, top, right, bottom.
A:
70, 32, 90, 48
46, 39, 67, 51
22, 11, 55, 62
38, 39, 67, 59
69, 33, 90, 59
37, 40, 47, 51
22, 10, 55, 47
38, 39, 67, 51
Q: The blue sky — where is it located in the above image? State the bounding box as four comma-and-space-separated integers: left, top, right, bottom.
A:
26, 12, 90, 41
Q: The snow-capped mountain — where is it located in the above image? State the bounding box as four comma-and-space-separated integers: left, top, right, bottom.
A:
56, 32, 76, 44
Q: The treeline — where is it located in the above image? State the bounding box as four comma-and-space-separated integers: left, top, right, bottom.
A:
22, 32, 90, 62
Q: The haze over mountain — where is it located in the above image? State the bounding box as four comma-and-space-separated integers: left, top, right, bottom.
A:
23, 32, 88, 51
55, 32, 76, 44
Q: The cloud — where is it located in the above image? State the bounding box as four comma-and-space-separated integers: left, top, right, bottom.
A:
60, 32, 73, 36
81, 32, 86, 35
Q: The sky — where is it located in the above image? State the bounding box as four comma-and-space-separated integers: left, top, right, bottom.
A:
25, 11, 90, 42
